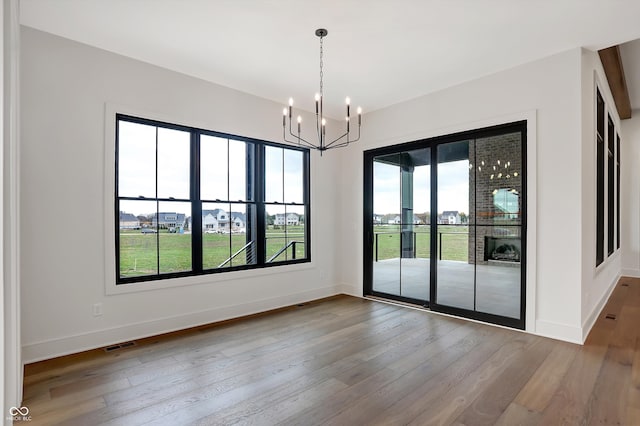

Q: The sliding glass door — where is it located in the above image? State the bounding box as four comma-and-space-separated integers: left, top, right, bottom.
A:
364, 121, 526, 329
371, 149, 431, 303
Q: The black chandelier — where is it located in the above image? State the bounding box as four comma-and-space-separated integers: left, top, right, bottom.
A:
283, 28, 362, 155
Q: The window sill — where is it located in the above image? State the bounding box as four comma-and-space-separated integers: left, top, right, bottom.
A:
105, 261, 316, 296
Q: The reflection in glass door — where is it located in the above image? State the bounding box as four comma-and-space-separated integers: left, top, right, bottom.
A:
371, 149, 430, 303
435, 141, 473, 310
364, 121, 526, 330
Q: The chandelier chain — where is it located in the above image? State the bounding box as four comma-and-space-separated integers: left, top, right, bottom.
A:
319, 35, 324, 97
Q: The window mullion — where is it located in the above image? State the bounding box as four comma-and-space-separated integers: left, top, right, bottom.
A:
256, 145, 266, 265
155, 126, 160, 276
192, 131, 203, 273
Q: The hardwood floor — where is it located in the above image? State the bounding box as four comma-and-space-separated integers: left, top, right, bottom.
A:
21, 277, 640, 425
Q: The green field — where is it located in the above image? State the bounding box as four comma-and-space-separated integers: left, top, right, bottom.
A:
373, 225, 469, 262
120, 224, 469, 279
119, 226, 306, 278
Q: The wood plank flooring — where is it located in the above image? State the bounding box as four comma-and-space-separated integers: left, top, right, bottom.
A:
21, 277, 640, 425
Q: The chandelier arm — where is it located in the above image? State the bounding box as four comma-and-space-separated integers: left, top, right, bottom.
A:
286, 115, 316, 146
325, 124, 361, 149
285, 129, 315, 147
326, 141, 350, 150
283, 120, 318, 147
324, 132, 350, 149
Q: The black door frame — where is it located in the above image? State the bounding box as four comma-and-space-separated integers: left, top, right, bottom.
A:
363, 120, 527, 330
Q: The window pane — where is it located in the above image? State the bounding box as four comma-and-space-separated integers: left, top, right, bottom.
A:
230, 203, 257, 267
474, 133, 522, 226
265, 146, 283, 203
118, 199, 158, 278
229, 140, 249, 202
437, 140, 473, 310
202, 202, 231, 269
157, 127, 191, 199
157, 201, 191, 274
476, 226, 522, 318
284, 149, 303, 204
266, 204, 286, 262
286, 205, 306, 260
118, 121, 156, 198
373, 158, 401, 224
201, 135, 228, 201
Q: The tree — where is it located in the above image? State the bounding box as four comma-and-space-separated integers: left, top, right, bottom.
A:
459, 212, 468, 223
137, 214, 152, 226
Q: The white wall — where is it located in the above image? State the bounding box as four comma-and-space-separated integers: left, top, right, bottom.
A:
579, 49, 622, 340
20, 27, 341, 362
336, 49, 587, 342
621, 113, 640, 276
3, 0, 22, 417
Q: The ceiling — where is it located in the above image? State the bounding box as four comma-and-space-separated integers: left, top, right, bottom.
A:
19, 0, 640, 118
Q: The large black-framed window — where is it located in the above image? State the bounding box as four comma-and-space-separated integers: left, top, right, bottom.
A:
595, 89, 605, 266
607, 115, 615, 257
616, 133, 621, 250
595, 87, 622, 267
115, 114, 310, 284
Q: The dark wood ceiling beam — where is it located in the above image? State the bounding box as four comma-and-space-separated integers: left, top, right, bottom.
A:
598, 46, 632, 119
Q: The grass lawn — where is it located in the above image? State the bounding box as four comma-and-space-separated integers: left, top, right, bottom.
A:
373, 225, 469, 262
120, 224, 468, 279
119, 226, 306, 278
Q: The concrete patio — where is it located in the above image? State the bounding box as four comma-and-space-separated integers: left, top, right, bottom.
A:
373, 258, 521, 319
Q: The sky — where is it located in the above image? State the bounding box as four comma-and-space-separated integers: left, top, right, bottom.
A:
118, 119, 471, 219
118, 120, 304, 218
373, 160, 470, 215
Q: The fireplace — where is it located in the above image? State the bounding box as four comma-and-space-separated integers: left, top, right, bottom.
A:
484, 236, 521, 263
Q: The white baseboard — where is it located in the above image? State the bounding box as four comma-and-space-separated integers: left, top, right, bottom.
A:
622, 268, 640, 278
534, 320, 583, 344
581, 273, 620, 342
22, 286, 340, 363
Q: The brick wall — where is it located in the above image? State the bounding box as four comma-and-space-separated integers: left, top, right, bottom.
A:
468, 133, 523, 264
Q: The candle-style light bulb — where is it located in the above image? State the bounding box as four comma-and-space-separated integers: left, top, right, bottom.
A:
297, 115, 301, 134
289, 98, 293, 106
346, 116, 350, 132
282, 108, 287, 126
345, 97, 351, 105
315, 93, 320, 114
357, 106, 362, 125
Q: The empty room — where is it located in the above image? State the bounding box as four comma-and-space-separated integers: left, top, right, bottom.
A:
3, 1, 640, 424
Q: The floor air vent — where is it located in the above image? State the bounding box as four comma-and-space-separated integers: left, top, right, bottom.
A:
605, 314, 617, 320
104, 341, 136, 352
621, 283, 630, 287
